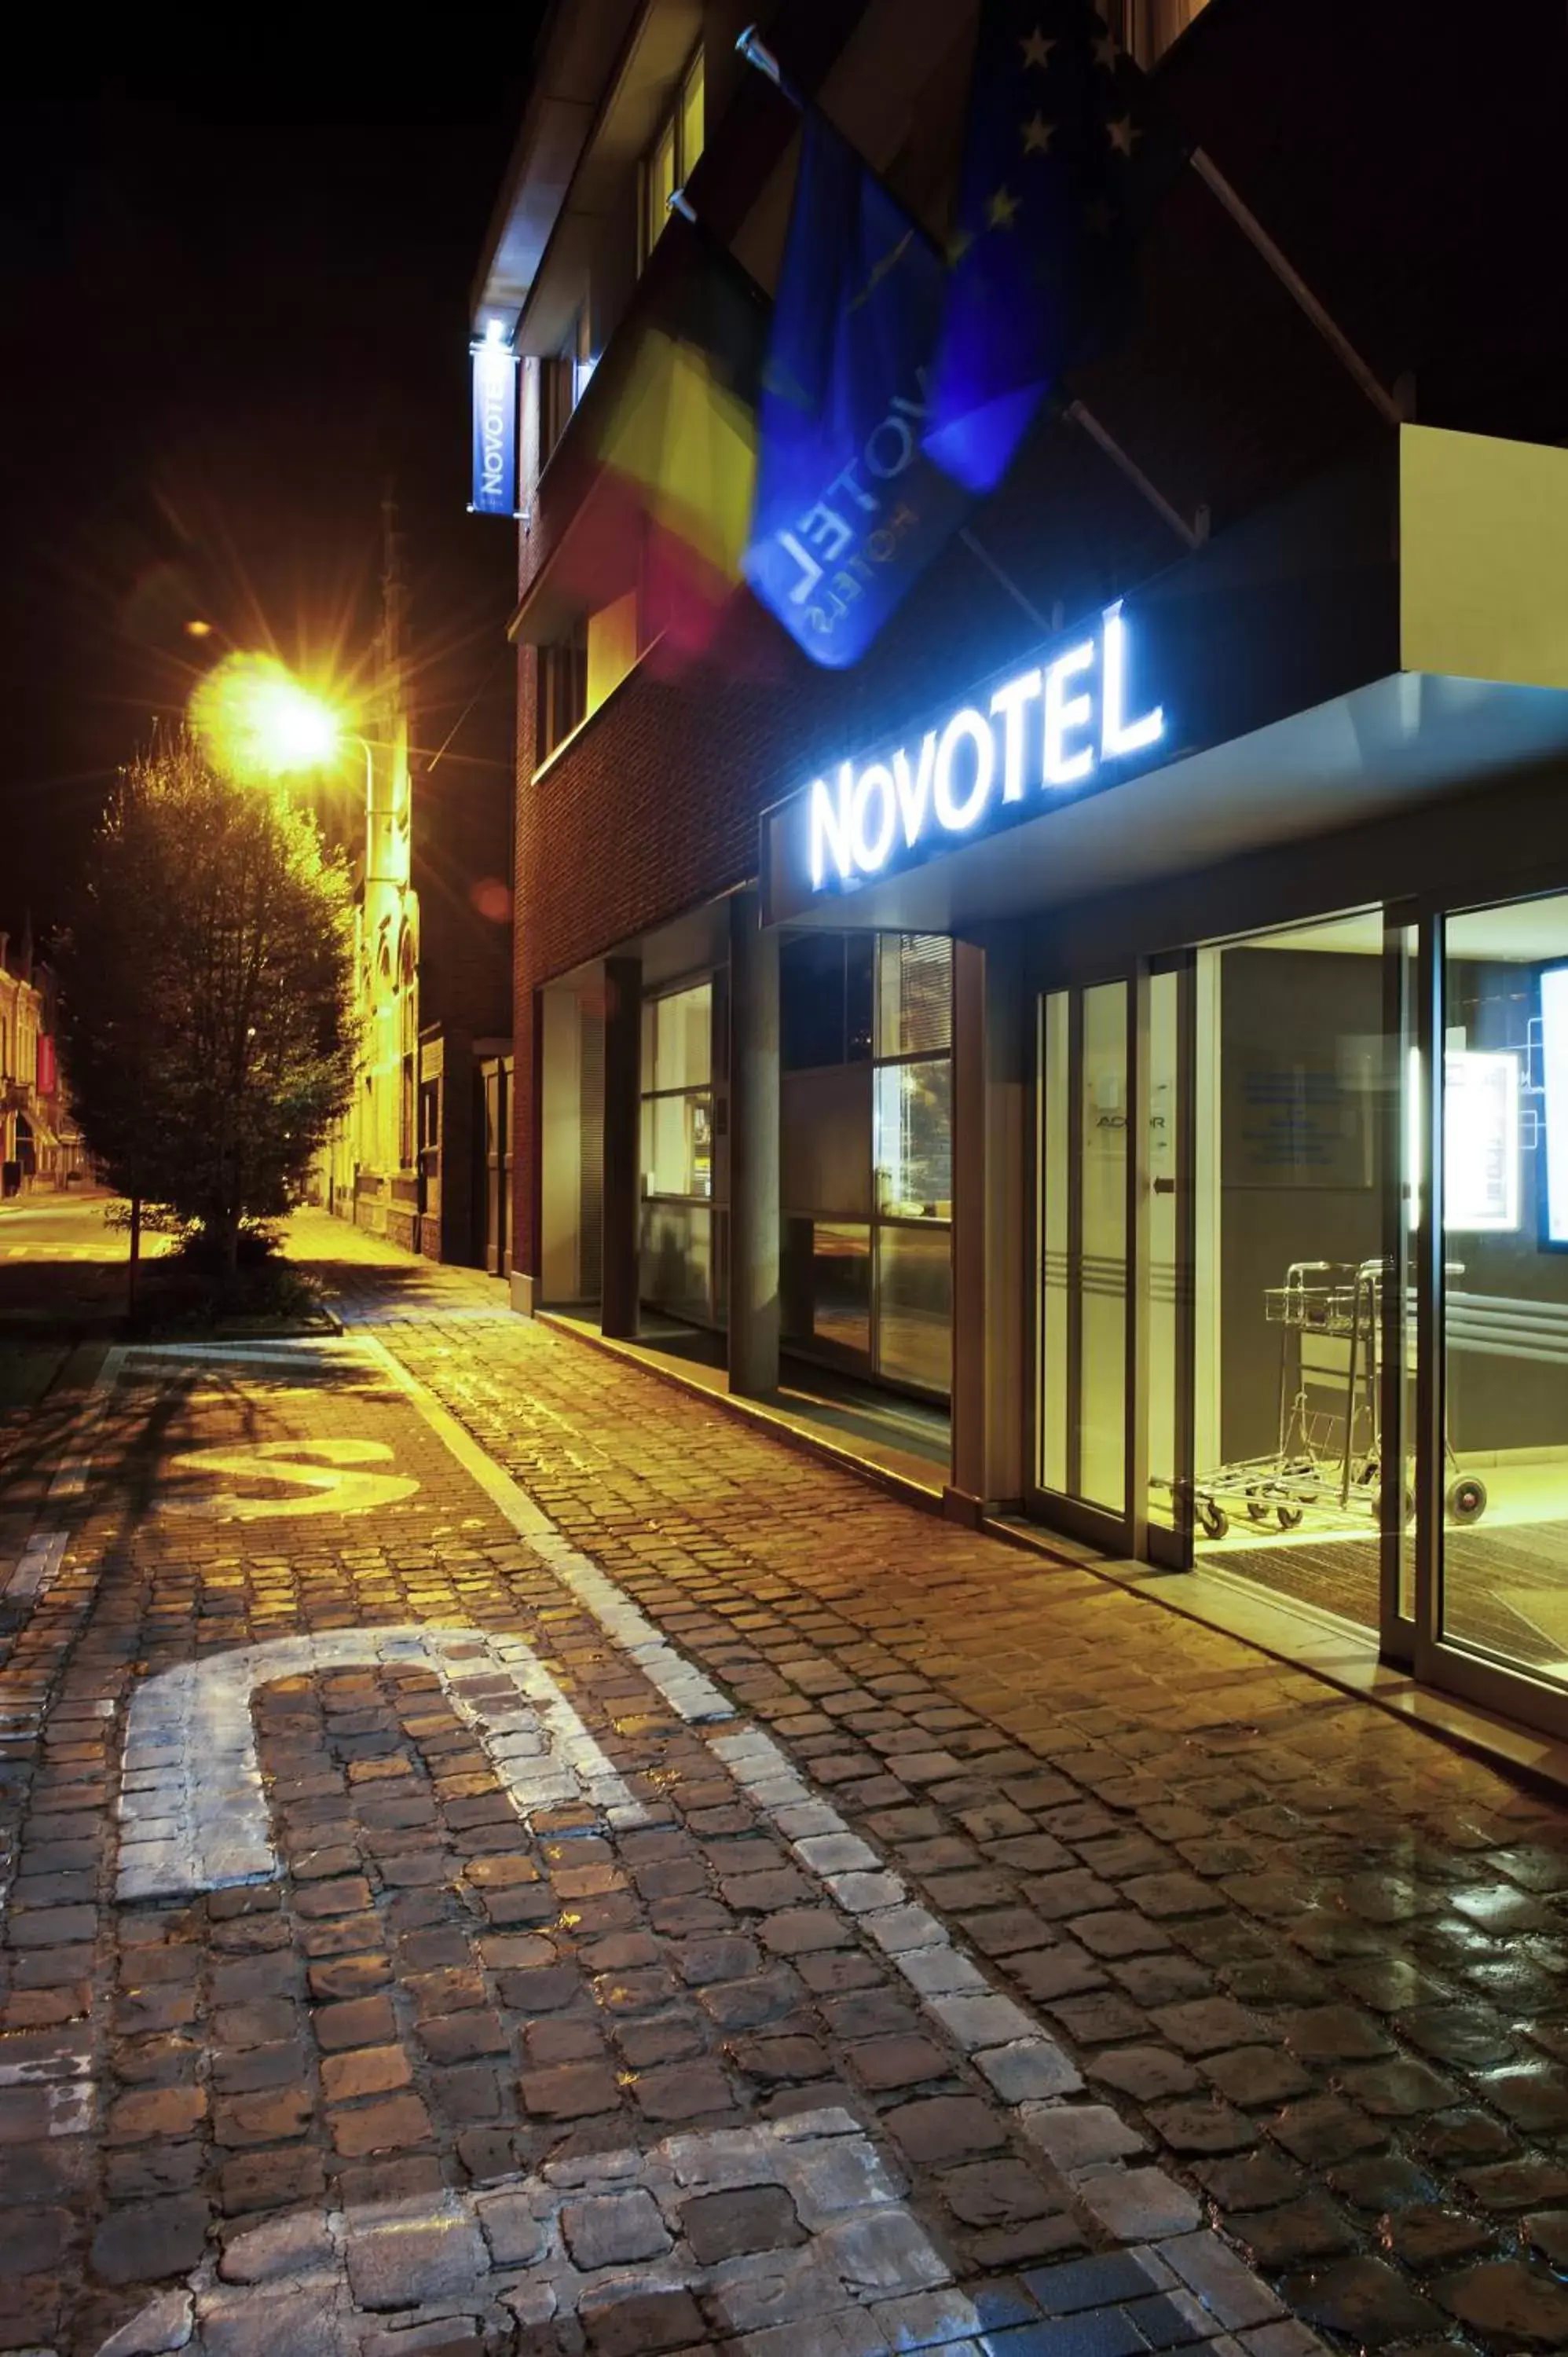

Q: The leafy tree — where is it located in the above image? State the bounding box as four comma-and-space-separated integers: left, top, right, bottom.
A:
57, 732, 356, 1270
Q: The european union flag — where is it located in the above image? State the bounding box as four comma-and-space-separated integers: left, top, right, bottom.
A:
925, 1, 1187, 496
746, 111, 973, 669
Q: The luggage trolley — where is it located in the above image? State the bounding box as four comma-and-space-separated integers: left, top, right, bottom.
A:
1192, 1258, 1488, 1541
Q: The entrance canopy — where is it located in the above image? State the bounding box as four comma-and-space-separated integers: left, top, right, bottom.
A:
762, 427, 1568, 933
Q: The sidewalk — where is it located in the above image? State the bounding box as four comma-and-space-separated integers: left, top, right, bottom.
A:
0, 1210, 1563, 2352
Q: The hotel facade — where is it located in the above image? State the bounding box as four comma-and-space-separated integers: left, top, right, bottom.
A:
476, 0, 1568, 1743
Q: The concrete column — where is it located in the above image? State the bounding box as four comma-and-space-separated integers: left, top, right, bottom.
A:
727, 888, 780, 1398
947, 933, 1028, 1519
600, 955, 642, 1339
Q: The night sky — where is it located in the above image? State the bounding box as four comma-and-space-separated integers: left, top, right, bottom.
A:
0, 60, 541, 941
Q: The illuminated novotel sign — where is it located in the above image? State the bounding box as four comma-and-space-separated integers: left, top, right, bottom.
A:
469, 326, 518, 519
805, 602, 1164, 893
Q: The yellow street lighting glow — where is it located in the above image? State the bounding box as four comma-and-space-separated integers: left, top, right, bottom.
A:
189, 652, 345, 781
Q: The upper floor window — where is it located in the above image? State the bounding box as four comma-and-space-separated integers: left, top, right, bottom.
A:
639, 46, 705, 269
541, 307, 593, 465
537, 621, 588, 764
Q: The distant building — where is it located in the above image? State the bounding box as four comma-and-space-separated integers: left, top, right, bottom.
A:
315, 507, 512, 1263
0, 931, 82, 1196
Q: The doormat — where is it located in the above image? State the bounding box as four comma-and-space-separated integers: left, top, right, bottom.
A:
1216, 1526, 1568, 1674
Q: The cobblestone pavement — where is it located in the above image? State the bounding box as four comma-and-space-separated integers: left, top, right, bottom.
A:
0, 1221, 1566, 2352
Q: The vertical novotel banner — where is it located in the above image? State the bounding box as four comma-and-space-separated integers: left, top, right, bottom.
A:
470, 333, 518, 518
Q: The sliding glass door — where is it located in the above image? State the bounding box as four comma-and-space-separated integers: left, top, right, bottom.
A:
1412, 891, 1568, 1731
1035, 959, 1192, 1560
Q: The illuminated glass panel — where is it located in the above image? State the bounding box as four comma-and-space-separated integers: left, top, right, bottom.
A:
680, 50, 705, 180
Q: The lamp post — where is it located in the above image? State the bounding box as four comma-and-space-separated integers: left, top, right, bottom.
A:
189, 651, 414, 1232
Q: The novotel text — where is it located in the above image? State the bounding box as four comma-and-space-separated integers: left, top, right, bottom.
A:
807, 603, 1164, 890
476, 351, 512, 506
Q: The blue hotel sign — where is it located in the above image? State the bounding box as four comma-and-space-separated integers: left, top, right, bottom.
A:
470, 329, 518, 518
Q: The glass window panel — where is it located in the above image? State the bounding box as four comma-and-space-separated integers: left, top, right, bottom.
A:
1079, 982, 1128, 1513
782, 1219, 872, 1358
874, 1059, 951, 1219
680, 49, 705, 181
1193, 908, 1386, 1617
643, 1090, 712, 1198
651, 983, 711, 1092
639, 1199, 712, 1324
877, 934, 952, 1059
1039, 992, 1070, 1495
648, 119, 676, 255
1440, 892, 1568, 1684
875, 1224, 952, 1391
781, 935, 846, 1072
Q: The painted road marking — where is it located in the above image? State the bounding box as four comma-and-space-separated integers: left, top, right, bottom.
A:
156, 1437, 418, 1519
3, 1529, 68, 1600
95, 2108, 988, 2356
359, 1331, 736, 1725
60, 1310, 1295, 2325
115, 1622, 650, 1901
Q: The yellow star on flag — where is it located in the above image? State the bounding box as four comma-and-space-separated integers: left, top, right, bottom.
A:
1020, 27, 1055, 68
1107, 115, 1139, 156
988, 184, 1021, 229
1021, 112, 1055, 153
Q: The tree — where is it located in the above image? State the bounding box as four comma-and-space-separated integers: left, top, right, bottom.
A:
57, 732, 357, 1270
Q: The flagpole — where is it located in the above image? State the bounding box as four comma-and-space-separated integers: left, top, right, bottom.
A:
1065, 400, 1206, 550
1188, 149, 1405, 427
733, 22, 1207, 574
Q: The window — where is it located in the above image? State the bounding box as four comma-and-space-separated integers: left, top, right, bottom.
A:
780, 932, 952, 1394
640, 983, 713, 1201
639, 46, 705, 268
874, 937, 953, 1220
639, 979, 716, 1325
541, 308, 594, 464
537, 621, 588, 763
780, 933, 873, 1071
397, 951, 418, 1171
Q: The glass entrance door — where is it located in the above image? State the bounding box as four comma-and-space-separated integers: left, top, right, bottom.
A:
1416, 890, 1568, 1732
1035, 961, 1192, 1559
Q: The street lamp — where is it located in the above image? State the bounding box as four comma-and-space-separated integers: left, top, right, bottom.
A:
188, 651, 377, 816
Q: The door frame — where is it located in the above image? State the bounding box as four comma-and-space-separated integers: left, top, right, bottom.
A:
1405, 894, 1568, 1739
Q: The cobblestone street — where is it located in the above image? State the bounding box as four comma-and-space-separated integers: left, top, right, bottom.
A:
1, 1215, 1567, 2354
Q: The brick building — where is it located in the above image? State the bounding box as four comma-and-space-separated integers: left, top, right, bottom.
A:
474, 0, 1568, 1741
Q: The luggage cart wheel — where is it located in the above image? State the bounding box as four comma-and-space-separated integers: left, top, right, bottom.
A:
1445, 1475, 1487, 1525
1276, 1505, 1303, 1531
1246, 1492, 1269, 1523
1197, 1499, 1229, 1541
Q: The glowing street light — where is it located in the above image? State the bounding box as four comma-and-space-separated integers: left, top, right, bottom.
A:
189, 651, 347, 783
